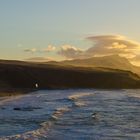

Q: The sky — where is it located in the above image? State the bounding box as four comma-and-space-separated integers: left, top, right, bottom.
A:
0, 0, 140, 65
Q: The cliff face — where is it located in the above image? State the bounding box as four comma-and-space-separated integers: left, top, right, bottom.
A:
0, 60, 140, 89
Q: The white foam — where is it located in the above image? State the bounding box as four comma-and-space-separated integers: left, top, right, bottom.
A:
73, 101, 86, 107
0, 91, 94, 139
0, 106, 71, 139
68, 93, 93, 100
68, 93, 93, 108
51, 107, 71, 120
0, 95, 27, 106
127, 93, 140, 98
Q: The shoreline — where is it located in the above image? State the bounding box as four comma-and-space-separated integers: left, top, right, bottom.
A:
0, 88, 35, 97
1, 87, 140, 97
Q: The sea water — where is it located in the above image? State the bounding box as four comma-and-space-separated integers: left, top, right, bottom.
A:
0, 89, 140, 140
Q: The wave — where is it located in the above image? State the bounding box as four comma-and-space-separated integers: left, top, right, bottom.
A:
0, 95, 26, 106
73, 101, 86, 107
50, 107, 71, 120
127, 94, 140, 99
68, 92, 93, 107
0, 106, 71, 139
0, 92, 93, 140
68, 93, 92, 100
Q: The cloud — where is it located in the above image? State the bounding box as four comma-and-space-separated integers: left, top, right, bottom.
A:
24, 45, 56, 54
86, 35, 140, 58
57, 35, 140, 65
23, 35, 140, 66
25, 57, 53, 62
24, 48, 37, 53
107, 42, 127, 49
58, 45, 83, 59
41, 45, 56, 52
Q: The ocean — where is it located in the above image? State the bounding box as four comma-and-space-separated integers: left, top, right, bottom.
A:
0, 89, 140, 140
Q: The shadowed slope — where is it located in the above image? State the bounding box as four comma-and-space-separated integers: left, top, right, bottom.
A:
0, 60, 140, 90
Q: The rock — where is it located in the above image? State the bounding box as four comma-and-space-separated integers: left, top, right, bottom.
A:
14, 107, 21, 111
1, 107, 6, 110
13, 106, 42, 111
91, 112, 99, 119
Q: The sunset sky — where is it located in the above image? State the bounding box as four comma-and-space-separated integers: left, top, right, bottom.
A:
0, 0, 140, 65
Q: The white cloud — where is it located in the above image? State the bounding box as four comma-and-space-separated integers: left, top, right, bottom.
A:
24, 48, 37, 53
108, 42, 127, 49
85, 35, 140, 57
24, 45, 56, 54
23, 35, 140, 66
58, 45, 83, 59
57, 35, 140, 66
25, 57, 53, 62
41, 45, 56, 52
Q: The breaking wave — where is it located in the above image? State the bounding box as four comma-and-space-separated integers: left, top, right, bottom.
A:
0, 89, 140, 140
0, 92, 93, 140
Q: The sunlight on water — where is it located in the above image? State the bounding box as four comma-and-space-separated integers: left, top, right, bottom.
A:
0, 89, 140, 140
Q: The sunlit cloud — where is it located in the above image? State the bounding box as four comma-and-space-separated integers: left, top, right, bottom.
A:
107, 42, 127, 49
57, 35, 140, 66
24, 45, 56, 54
24, 48, 37, 53
85, 35, 140, 58
58, 45, 83, 59
24, 57, 53, 62
41, 45, 56, 52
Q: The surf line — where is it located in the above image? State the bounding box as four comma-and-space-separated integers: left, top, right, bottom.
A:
0, 93, 93, 140
68, 92, 93, 107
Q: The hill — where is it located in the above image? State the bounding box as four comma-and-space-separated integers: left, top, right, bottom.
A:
54, 55, 140, 75
0, 60, 140, 91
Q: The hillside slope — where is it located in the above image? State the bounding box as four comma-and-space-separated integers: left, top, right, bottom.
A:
0, 60, 140, 89
56, 55, 140, 75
